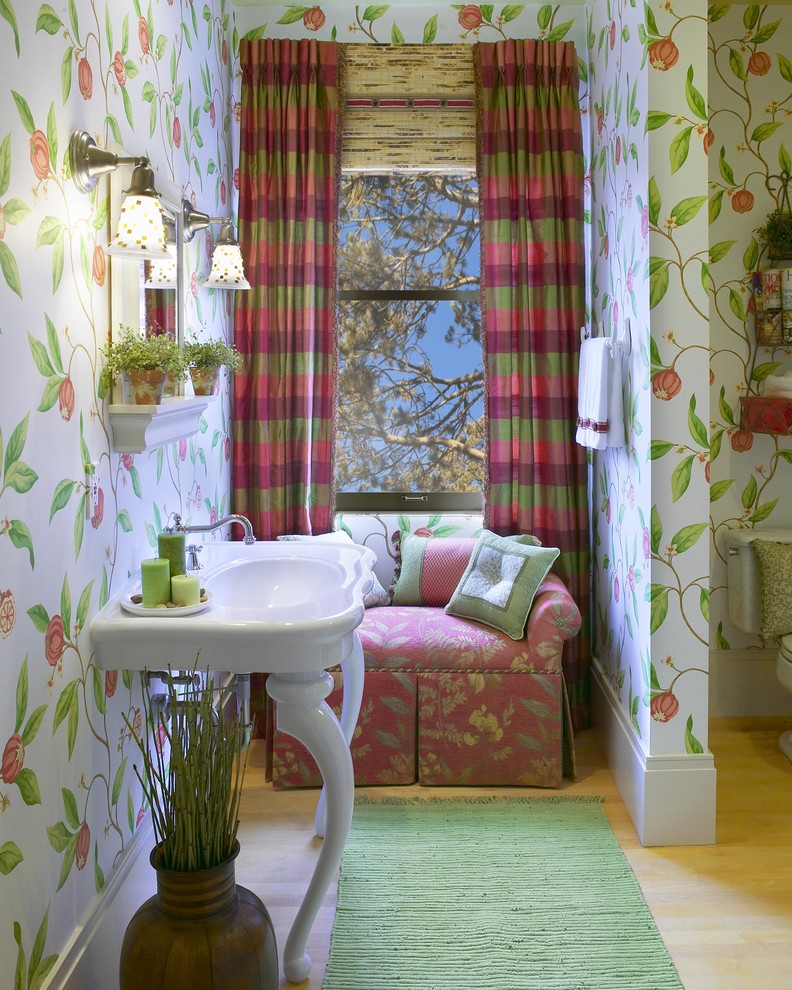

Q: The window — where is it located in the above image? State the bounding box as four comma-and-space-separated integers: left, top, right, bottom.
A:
335, 171, 483, 509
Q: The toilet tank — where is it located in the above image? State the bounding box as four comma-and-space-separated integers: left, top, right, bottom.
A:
724, 528, 792, 632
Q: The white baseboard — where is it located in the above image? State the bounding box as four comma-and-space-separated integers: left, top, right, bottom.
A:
591, 660, 717, 846
709, 649, 792, 717
42, 822, 156, 990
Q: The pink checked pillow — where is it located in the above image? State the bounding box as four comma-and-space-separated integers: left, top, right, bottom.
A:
392, 534, 478, 607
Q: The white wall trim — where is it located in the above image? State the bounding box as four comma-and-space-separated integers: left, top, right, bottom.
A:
709, 648, 792, 717
591, 659, 717, 846
42, 821, 155, 990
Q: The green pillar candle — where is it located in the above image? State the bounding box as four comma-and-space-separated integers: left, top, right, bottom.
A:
170, 573, 200, 607
157, 531, 186, 577
141, 558, 171, 608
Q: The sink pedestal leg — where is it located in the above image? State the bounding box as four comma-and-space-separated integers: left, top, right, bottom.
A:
266, 668, 355, 985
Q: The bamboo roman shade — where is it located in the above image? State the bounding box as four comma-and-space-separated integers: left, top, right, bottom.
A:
342, 45, 475, 169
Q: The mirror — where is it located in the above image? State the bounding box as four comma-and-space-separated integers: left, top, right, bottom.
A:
108, 156, 185, 401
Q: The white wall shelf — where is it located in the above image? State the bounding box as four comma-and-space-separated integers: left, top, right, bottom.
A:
109, 396, 211, 453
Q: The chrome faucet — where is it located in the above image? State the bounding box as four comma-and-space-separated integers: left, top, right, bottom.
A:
175, 513, 256, 545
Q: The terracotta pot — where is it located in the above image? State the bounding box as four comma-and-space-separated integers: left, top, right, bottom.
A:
190, 367, 220, 396
119, 843, 278, 989
123, 369, 167, 405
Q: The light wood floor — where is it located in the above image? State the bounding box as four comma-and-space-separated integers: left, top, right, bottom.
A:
235, 717, 792, 990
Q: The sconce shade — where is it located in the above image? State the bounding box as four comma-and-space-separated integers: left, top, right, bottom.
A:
106, 193, 170, 260
205, 221, 250, 290
145, 259, 177, 288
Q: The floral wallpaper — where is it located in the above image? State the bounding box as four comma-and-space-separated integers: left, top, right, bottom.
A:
0, 0, 236, 979
2, 0, 788, 981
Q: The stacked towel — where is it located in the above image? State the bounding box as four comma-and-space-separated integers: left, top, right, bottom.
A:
576, 337, 625, 450
761, 372, 792, 398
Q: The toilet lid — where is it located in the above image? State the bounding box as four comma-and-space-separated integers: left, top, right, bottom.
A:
779, 633, 792, 658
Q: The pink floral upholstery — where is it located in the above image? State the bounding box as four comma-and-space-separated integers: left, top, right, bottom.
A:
270, 573, 582, 789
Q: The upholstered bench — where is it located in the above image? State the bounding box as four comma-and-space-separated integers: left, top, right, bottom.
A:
269, 518, 582, 789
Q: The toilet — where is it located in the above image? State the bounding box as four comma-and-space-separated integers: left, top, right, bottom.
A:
724, 528, 792, 762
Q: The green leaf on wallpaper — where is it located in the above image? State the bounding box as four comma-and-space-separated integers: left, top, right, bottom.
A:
647, 175, 661, 226
0, 132, 10, 199
501, 5, 524, 22
105, 113, 122, 145
26, 604, 49, 633
727, 286, 747, 321
718, 146, 735, 185
36, 3, 61, 35
121, 87, 133, 129
80, 233, 91, 291
141, 81, 156, 104
149, 101, 157, 138
125, 60, 139, 83
51, 235, 65, 293
53, 678, 80, 758
777, 54, 792, 86
46, 821, 73, 854
671, 195, 707, 227
15, 768, 41, 806
0, 842, 23, 876
710, 428, 723, 462
95, 841, 105, 894
716, 620, 730, 650
391, 23, 404, 43
753, 19, 781, 45
547, 20, 573, 42
669, 126, 692, 174
480, 5, 495, 23
76, 580, 93, 634
50, 479, 75, 521
688, 395, 708, 448
122, 11, 129, 55
277, 6, 308, 24
0, 240, 22, 298
728, 47, 746, 81
709, 479, 733, 503
670, 522, 707, 554
28, 333, 55, 377
779, 144, 792, 176
718, 386, 736, 426
649, 260, 669, 309
644, 1, 659, 38
56, 831, 78, 891
743, 4, 760, 29
104, 2, 112, 54
61, 45, 72, 103
646, 111, 672, 132
650, 504, 662, 554
649, 440, 674, 460
750, 499, 779, 523
129, 465, 142, 499
22, 706, 46, 751
122, 668, 132, 690
743, 236, 759, 273
74, 489, 86, 559
423, 14, 438, 44
537, 4, 552, 30
647, 585, 668, 633
127, 791, 135, 834
671, 455, 694, 502
116, 509, 133, 533
4, 413, 26, 471
36, 216, 64, 247
112, 757, 127, 807
68, 0, 79, 44
183, 18, 193, 51
364, 5, 390, 21
60, 573, 71, 637
99, 566, 109, 610
3, 198, 30, 226
14, 656, 27, 733
709, 189, 724, 226
685, 715, 704, 755
752, 361, 782, 382
709, 240, 735, 265
62, 787, 80, 831
685, 66, 707, 121
3, 461, 36, 495
751, 122, 782, 145
742, 474, 758, 510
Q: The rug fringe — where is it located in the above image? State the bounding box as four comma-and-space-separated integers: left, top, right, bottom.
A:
354, 793, 604, 807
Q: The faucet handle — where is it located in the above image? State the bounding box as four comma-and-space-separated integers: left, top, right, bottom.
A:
186, 544, 202, 570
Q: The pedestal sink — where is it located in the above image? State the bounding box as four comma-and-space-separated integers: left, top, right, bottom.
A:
90, 539, 375, 984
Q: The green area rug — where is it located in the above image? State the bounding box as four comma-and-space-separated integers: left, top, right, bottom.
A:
323, 796, 684, 990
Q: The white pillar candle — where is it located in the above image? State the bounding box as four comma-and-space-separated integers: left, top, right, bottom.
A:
170, 573, 200, 607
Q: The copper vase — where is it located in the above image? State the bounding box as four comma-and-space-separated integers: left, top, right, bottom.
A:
190, 367, 220, 395
123, 369, 167, 405
120, 844, 278, 989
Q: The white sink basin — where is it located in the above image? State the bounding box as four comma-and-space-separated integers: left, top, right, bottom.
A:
90, 540, 376, 673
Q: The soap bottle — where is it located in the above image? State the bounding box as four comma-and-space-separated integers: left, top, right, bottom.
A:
158, 513, 186, 578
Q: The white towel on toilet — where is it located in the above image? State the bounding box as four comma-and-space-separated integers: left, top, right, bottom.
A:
576, 337, 624, 450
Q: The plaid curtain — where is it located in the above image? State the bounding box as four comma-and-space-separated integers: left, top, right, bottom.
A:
475, 40, 590, 729
233, 39, 343, 541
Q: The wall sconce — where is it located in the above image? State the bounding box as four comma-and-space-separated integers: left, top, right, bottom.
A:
182, 202, 250, 291
68, 130, 169, 259
144, 217, 178, 289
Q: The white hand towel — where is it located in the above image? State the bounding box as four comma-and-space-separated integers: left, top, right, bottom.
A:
576, 337, 610, 450
606, 344, 625, 448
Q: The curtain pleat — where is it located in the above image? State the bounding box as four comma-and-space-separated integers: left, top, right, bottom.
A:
475, 39, 590, 729
233, 38, 343, 541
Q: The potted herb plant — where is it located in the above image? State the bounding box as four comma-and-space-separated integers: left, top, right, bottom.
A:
184, 338, 242, 396
120, 670, 277, 990
100, 326, 188, 405
757, 208, 792, 261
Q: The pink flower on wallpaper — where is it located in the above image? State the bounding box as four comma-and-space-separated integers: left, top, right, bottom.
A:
91, 487, 104, 529
92, 244, 106, 286
303, 6, 325, 31
0, 733, 24, 784
104, 669, 118, 698
189, 272, 198, 297
731, 189, 754, 214
609, 21, 616, 50
614, 136, 621, 165
173, 116, 182, 149
75, 821, 90, 870
154, 722, 167, 754
121, 453, 134, 470
641, 204, 649, 239
222, 38, 228, 65
223, 435, 231, 461
112, 51, 126, 87
233, 168, 239, 191
627, 565, 635, 591
29, 130, 49, 181
209, 506, 217, 525
458, 5, 483, 31
596, 106, 603, 135
136, 807, 146, 827
731, 429, 754, 453
131, 708, 142, 739
643, 527, 651, 560
45, 614, 65, 666
604, 498, 611, 523
748, 51, 771, 76
220, 179, 227, 205
626, 266, 634, 292
651, 368, 682, 401
139, 17, 150, 55
648, 38, 679, 71
0, 590, 15, 638
703, 128, 714, 155
614, 575, 620, 603
209, 102, 216, 128
58, 377, 75, 421
78, 57, 93, 100
178, 438, 187, 461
